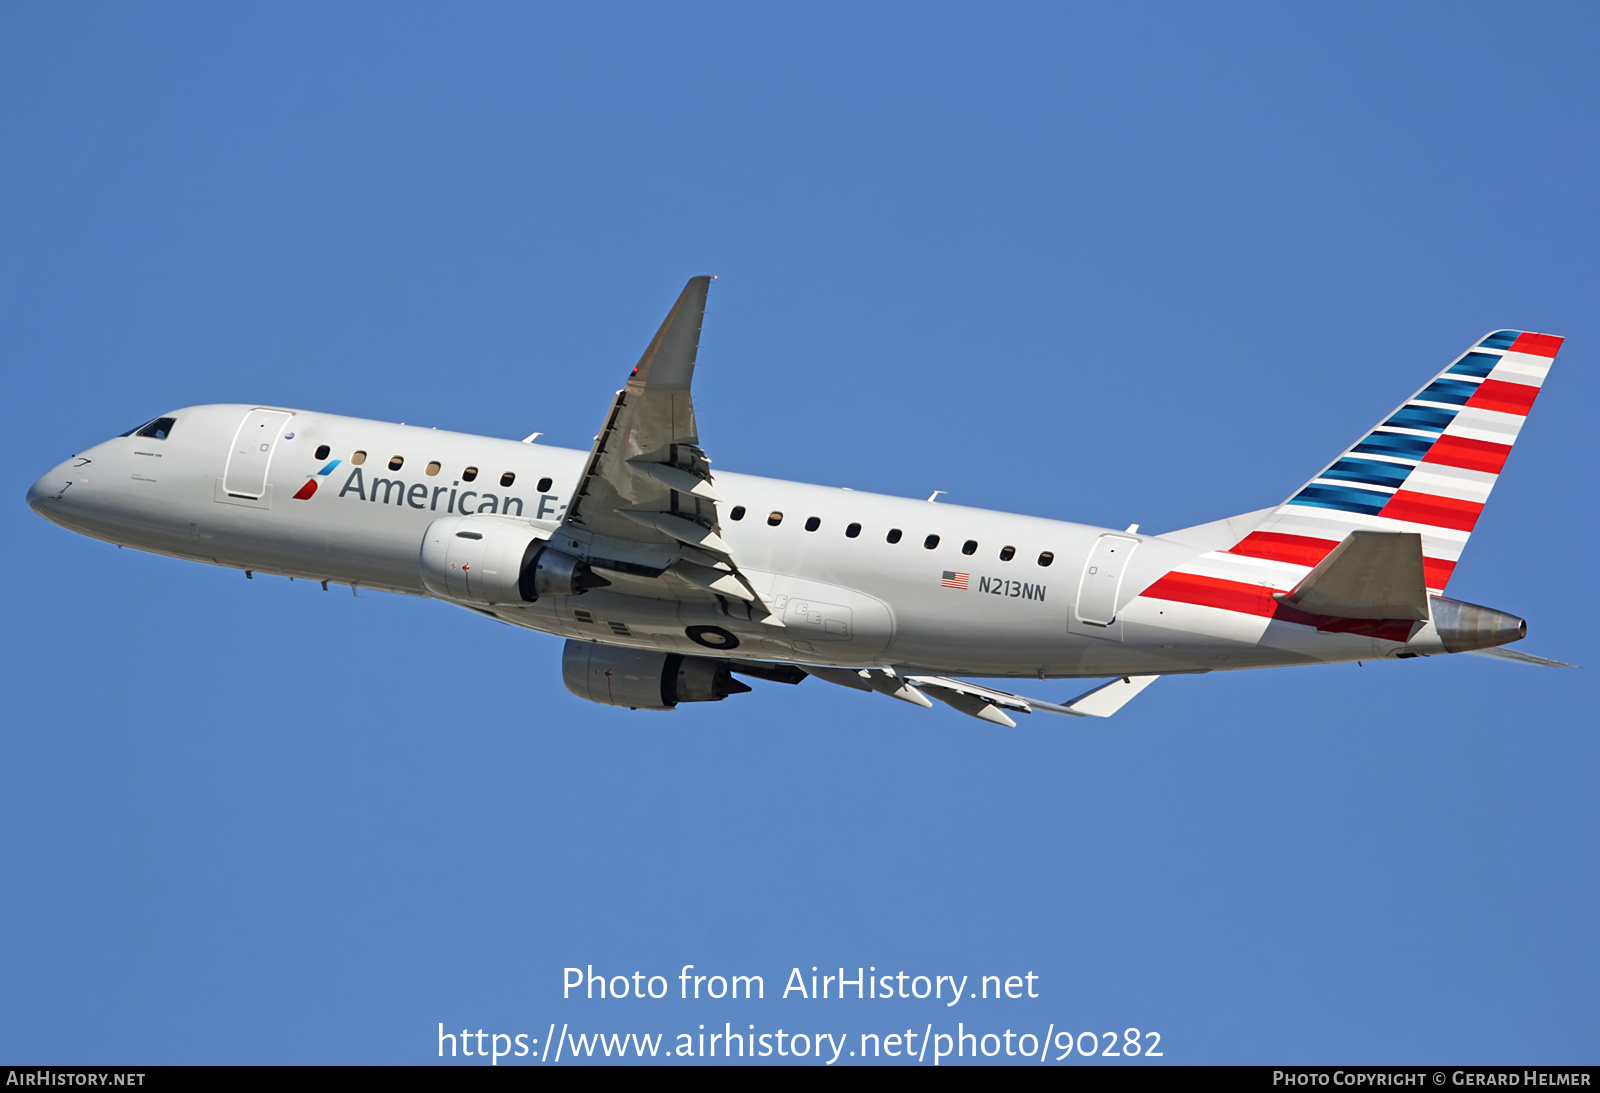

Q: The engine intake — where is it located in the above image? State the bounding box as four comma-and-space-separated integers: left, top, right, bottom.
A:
562, 641, 751, 709
420, 516, 608, 604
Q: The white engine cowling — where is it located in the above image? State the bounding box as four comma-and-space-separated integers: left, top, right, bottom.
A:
420, 516, 608, 604
561, 640, 751, 709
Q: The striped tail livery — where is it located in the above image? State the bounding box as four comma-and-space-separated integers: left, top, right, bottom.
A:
1231, 329, 1561, 593
1140, 330, 1568, 667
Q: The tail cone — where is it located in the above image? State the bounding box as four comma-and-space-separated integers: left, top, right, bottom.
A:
1431, 596, 1527, 653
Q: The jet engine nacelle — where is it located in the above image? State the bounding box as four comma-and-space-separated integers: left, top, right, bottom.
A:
419, 516, 608, 604
561, 640, 751, 710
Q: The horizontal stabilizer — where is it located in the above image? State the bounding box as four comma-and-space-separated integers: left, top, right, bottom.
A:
1278, 530, 1429, 620
1062, 675, 1160, 718
1463, 646, 1577, 668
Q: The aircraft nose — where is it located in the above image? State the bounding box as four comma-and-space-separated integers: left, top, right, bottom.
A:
27, 468, 68, 516
27, 473, 51, 512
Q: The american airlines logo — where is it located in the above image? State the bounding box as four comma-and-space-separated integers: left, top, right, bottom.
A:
292, 461, 565, 520
291, 459, 342, 500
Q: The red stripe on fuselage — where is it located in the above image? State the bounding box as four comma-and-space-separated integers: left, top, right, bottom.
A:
1465, 378, 1539, 416
1140, 571, 1417, 642
1143, 572, 1277, 617
1508, 332, 1563, 358
1422, 434, 1512, 474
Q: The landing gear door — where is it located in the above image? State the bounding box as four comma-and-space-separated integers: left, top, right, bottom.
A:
223, 409, 294, 499
1075, 535, 1139, 626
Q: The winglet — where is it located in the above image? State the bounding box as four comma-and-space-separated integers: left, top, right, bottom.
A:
1062, 675, 1160, 717
629, 276, 713, 392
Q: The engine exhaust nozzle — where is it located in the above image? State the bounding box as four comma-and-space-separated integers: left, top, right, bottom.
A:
518, 546, 611, 600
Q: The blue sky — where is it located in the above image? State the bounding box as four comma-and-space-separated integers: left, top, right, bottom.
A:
2, 2, 1595, 1065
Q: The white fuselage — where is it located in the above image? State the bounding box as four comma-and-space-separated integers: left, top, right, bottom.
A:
28, 403, 1443, 679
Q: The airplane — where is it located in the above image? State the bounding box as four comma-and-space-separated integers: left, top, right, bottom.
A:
25, 277, 1572, 726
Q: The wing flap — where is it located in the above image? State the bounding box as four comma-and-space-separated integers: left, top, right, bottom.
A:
670, 560, 757, 602
617, 509, 733, 556
629, 459, 722, 501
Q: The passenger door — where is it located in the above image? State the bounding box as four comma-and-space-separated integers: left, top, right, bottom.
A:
223, 409, 294, 499
1075, 535, 1139, 626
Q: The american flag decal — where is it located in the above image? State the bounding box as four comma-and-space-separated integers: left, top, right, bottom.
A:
941, 571, 969, 590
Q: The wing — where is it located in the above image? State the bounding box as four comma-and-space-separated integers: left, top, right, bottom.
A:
553, 277, 771, 614
804, 666, 1161, 725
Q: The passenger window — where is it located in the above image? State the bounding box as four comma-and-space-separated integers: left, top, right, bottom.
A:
846, 523, 861, 538
1038, 551, 1054, 567
135, 417, 176, 440
962, 540, 977, 555
924, 534, 940, 550
730, 506, 746, 521
537, 477, 552, 492
388, 455, 404, 470
886, 529, 902, 544
804, 517, 821, 532
999, 545, 1016, 561
462, 466, 478, 482
425, 461, 441, 476
500, 472, 515, 487
767, 512, 784, 526
314, 444, 331, 460
351, 450, 367, 465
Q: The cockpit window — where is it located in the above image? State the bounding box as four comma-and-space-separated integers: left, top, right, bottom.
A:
120, 416, 174, 438
134, 417, 177, 440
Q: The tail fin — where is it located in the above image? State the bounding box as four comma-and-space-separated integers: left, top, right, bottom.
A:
1225, 330, 1563, 594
